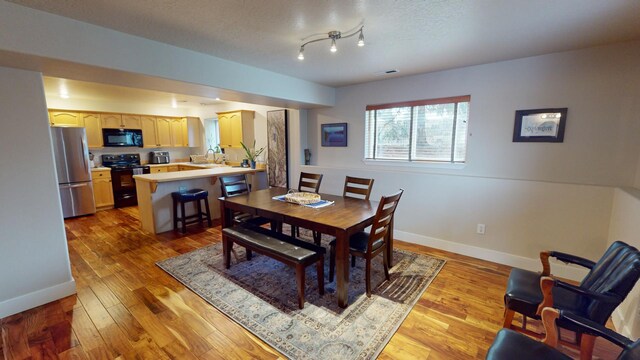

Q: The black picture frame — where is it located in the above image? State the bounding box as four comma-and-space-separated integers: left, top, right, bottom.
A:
513, 108, 567, 143
321, 123, 348, 147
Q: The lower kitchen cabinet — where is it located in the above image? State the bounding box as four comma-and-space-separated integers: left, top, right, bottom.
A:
92, 170, 114, 210
150, 166, 168, 173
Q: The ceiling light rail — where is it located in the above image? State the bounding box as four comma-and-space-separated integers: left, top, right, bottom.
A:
298, 25, 364, 60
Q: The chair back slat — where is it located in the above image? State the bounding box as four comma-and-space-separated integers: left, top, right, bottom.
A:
220, 174, 250, 197
298, 172, 323, 193
367, 189, 404, 253
343, 176, 374, 200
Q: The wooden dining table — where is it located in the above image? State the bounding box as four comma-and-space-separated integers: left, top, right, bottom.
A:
219, 187, 394, 308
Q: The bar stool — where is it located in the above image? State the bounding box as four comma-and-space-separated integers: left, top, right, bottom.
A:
171, 189, 212, 233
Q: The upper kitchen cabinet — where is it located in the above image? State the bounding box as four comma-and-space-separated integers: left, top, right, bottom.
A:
141, 115, 159, 148
101, 113, 142, 129
82, 113, 103, 148
170, 118, 186, 147
49, 111, 82, 127
217, 110, 254, 149
156, 117, 174, 147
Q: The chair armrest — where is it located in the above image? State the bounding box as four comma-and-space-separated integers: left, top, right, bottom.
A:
540, 250, 595, 276
536, 277, 622, 315
549, 251, 596, 269
559, 310, 632, 349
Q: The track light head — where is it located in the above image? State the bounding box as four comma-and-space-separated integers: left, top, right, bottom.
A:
298, 46, 304, 60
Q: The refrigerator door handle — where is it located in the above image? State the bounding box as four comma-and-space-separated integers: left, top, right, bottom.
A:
80, 137, 88, 173
60, 183, 90, 189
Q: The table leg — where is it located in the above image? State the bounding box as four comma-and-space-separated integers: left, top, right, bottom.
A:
387, 216, 394, 267
220, 200, 232, 229
335, 231, 350, 308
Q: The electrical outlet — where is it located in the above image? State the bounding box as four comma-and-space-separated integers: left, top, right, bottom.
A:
477, 224, 486, 235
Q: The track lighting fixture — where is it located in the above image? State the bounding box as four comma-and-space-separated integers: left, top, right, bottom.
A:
297, 26, 364, 60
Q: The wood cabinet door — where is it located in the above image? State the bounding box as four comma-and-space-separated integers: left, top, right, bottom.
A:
156, 118, 172, 147
141, 116, 159, 147
218, 114, 232, 148
83, 113, 103, 148
229, 112, 244, 148
50, 111, 82, 126
181, 118, 189, 147
101, 114, 123, 128
93, 178, 114, 208
170, 119, 185, 147
122, 115, 142, 129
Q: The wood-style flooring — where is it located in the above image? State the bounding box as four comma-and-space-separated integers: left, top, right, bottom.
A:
1, 208, 621, 359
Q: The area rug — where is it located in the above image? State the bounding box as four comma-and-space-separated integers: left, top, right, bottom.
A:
157, 231, 445, 360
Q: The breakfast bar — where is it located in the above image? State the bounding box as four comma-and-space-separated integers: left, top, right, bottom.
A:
134, 167, 266, 234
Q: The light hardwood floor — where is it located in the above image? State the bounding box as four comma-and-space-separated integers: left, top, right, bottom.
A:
1, 208, 620, 359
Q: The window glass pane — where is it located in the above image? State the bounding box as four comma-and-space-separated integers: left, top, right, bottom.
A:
454, 102, 469, 162
375, 107, 411, 160
412, 103, 455, 161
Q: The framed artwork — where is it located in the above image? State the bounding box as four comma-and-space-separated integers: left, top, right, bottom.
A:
321, 123, 348, 147
513, 108, 567, 143
267, 109, 289, 188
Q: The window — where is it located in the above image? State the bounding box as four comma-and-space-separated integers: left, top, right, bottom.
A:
365, 96, 470, 163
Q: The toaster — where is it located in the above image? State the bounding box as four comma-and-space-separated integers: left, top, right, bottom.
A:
149, 151, 170, 164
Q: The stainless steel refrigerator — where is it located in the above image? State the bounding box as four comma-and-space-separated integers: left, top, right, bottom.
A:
51, 127, 96, 218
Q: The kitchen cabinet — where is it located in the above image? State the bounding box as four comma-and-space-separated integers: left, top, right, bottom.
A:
92, 169, 114, 210
217, 110, 254, 149
150, 166, 168, 173
167, 165, 180, 172
82, 113, 103, 148
156, 117, 173, 147
170, 118, 187, 147
49, 111, 82, 126
101, 113, 142, 129
121, 115, 142, 129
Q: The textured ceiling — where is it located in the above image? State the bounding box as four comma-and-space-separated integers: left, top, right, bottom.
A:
8, 0, 640, 87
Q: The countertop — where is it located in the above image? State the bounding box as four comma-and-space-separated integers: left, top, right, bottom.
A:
133, 166, 264, 183
91, 167, 110, 171
145, 162, 229, 169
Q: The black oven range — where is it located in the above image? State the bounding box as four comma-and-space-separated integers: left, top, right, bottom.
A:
101, 154, 150, 208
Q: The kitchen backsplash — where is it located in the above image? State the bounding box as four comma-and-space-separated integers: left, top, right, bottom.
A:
90, 147, 194, 166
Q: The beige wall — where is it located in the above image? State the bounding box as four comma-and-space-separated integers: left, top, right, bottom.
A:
608, 188, 640, 339
306, 41, 640, 278
0, 67, 76, 318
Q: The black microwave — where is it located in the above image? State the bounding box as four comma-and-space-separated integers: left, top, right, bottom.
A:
102, 128, 143, 147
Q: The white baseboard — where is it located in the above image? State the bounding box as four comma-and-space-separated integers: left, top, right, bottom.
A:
0, 279, 76, 319
394, 230, 589, 281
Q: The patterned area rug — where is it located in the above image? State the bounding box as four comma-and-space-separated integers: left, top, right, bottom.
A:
157, 230, 445, 360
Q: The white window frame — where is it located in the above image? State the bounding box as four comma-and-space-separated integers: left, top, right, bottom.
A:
364, 95, 470, 164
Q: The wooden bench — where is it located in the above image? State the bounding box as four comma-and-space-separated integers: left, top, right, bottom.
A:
221, 224, 325, 309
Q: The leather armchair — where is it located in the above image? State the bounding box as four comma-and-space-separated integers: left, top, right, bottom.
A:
503, 241, 640, 359
487, 308, 640, 360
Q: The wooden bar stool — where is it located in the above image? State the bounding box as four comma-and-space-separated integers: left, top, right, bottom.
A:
171, 189, 212, 233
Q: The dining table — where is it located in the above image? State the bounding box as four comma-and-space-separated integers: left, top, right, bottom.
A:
219, 187, 395, 308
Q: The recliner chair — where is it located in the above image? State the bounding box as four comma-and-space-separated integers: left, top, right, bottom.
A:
503, 241, 640, 359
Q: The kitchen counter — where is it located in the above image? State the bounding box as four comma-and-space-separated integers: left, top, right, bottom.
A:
134, 166, 267, 234
91, 167, 110, 171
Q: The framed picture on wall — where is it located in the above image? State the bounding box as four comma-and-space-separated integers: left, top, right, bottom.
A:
321, 123, 348, 147
267, 109, 289, 188
513, 108, 567, 142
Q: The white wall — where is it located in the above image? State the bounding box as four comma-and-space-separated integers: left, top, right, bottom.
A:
306, 41, 640, 276
0, 67, 76, 318
607, 188, 640, 339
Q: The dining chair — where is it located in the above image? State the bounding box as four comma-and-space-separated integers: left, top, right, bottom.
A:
291, 172, 324, 242
298, 172, 323, 193
220, 174, 273, 228
343, 176, 374, 200
329, 189, 404, 297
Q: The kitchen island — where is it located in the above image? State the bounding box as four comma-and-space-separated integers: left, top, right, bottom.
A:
134, 167, 267, 234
